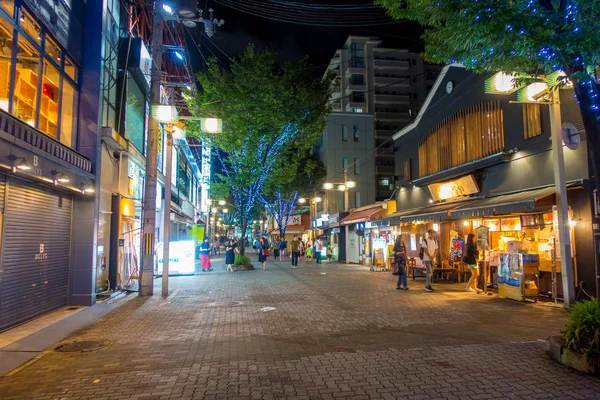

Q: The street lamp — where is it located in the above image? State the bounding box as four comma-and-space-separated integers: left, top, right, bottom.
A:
323, 171, 357, 263
485, 70, 574, 306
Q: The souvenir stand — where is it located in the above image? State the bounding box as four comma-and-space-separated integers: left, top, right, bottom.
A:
498, 246, 540, 302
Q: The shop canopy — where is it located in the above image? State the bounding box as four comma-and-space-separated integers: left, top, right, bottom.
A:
449, 186, 556, 219
341, 207, 385, 225
400, 201, 472, 224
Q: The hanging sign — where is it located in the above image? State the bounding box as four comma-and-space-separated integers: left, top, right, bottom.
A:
428, 175, 479, 201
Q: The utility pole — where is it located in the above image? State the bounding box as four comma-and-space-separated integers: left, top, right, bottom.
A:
161, 128, 173, 297
139, 3, 163, 296
549, 90, 575, 307
344, 168, 350, 265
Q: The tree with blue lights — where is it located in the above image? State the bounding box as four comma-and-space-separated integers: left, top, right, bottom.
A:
187, 46, 334, 254
259, 151, 325, 239
378, 0, 600, 213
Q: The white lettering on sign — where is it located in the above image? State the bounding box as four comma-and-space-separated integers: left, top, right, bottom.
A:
35, 243, 48, 260
287, 215, 302, 226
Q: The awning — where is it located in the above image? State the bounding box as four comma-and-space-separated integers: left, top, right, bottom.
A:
401, 201, 472, 224
341, 207, 384, 225
449, 186, 555, 219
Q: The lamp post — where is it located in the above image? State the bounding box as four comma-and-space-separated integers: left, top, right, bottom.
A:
298, 194, 322, 241
485, 72, 575, 307
323, 170, 356, 263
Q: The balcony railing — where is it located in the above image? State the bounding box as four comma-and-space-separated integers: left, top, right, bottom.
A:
376, 165, 396, 175
375, 129, 396, 138
374, 59, 409, 69
374, 93, 410, 104
374, 111, 411, 122
373, 76, 410, 87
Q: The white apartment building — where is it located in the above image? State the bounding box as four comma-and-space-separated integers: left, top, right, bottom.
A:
323, 36, 438, 201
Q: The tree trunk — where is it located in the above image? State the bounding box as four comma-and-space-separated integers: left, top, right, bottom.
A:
239, 221, 247, 255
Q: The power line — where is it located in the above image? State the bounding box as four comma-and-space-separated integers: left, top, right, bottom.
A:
213, 0, 405, 27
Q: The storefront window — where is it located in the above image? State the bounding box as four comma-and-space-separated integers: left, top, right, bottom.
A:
0, 16, 14, 111
0, 0, 13, 20
45, 36, 61, 64
64, 56, 77, 82
19, 9, 40, 44
60, 80, 77, 147
13, 36, 39, 126
39, 60, 59, 138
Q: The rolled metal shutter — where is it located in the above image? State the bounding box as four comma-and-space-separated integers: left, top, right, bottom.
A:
0, 174, 5, 211
0, 178, 73, 331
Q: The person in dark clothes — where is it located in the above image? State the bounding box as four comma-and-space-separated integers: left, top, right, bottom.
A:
225, 239, 237, 272
465, 233, 482, 293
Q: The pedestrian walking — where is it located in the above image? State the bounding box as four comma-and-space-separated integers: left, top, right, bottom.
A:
326, 247, 333, 263
394, 235, 408, 291
299, 240, 305, 263
225, 238, 237, 272
279, 238, 288, 260
273, 238, 281, 259
258, 236, 269, 270
314, 237, 323, 264
421, 229, 438, 292
291, 235, 301, 268
305, 242, 313, 263
200, 237, 213, 272
254, 237, 261, 255
464, 233, 482, 293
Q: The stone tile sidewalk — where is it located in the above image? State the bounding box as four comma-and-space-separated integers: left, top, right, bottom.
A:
0, 257, 598, 399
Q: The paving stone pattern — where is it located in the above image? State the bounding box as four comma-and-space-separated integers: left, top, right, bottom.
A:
1, 256, 599, 399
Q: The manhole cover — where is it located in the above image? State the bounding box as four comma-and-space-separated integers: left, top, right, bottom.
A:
55, 341, 106, 353
205, 301, 242, 307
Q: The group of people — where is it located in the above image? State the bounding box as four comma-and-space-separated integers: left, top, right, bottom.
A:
254, 235, 330, 270
392, 229, 482, 293
200, 236, 241, 273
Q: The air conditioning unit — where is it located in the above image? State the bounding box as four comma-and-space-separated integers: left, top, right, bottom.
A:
178, 0, 198, 18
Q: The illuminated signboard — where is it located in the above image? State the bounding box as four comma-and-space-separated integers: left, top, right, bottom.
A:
428, 175, 479, 202
200, 144, 211, 212
156, 240, 196, 275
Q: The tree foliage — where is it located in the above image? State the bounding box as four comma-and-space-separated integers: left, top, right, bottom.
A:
259, 150, 326, 237
377, 0, 600, 191
186, 45, 334, 253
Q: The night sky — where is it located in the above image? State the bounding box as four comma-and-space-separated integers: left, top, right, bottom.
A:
185, 0, 425, 76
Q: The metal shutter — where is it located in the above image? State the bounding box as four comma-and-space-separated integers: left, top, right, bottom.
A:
0, 178, 73, 331
0, 174, 5, 211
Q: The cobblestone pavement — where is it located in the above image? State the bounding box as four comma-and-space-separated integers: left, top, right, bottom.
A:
1, 256, 599, 400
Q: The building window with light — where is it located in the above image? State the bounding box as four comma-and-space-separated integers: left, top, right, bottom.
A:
342, 157, 348, 172
342, 125, 348, 141
0, 6, 80, 148
353, 125, 359, 142
354, 158, 360, 175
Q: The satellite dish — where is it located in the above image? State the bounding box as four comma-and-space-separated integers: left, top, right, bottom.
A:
561, 122, 580, 150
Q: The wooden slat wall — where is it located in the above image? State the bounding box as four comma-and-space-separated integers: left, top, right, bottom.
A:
418, 101, 504, 177
523, 104, 542, 139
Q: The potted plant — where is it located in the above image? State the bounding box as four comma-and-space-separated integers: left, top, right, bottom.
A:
549, 298, 600, 376
233, 255, 255, 271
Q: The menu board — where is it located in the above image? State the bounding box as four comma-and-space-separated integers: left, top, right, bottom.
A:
476, 226, 490, 250
482, 219, 500, 231
501, 217, 522, 231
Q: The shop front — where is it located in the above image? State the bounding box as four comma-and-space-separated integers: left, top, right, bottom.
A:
396, 185, 587, 300
341, 204, 387, 264
364, 218, 400, 270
